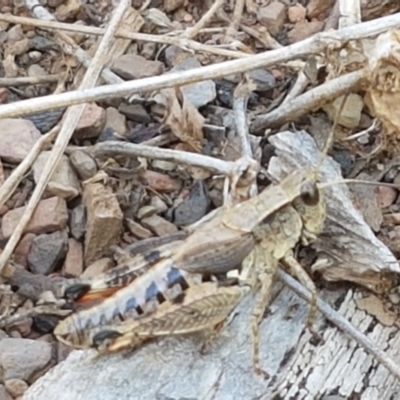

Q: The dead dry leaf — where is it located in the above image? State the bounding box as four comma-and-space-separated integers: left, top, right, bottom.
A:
366, 29, 400, 152
355, 293, 397, 326
161, 87, 204, 152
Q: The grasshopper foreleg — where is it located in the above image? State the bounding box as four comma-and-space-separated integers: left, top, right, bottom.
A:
282, 253, 319, 337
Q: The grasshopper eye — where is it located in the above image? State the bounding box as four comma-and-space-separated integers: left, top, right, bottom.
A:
64, 283, 91, 301
300, 180, 320, 206
92, 330, 122, 347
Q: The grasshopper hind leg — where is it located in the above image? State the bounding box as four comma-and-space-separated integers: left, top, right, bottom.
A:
87, 282, 248, 356
242, 244, 279, 379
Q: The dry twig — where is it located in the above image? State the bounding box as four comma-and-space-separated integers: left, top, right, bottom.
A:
0, 13, 399, 120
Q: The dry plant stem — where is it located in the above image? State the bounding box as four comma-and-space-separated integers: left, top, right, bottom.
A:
281, 71, 309, 105
277, 269, 400, 381
233, 83, 253, 161
217, 9, 282, 49
0, 13, 400, 118
23, 0, 125, 86
0, 126, 59, 208
94, 141, 239, 176
325, 1, 340, 31
0, 74, 62, 87
339, 0, 361, 28
1, 13, 400, 119
250, 69, 366, 133
0, 15, 250, 60
183, 0, 225, 39
0, 1, 131, 274
228, 0, 245, 36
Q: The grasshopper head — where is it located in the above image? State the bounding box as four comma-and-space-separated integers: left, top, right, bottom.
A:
293, 177, 326, 245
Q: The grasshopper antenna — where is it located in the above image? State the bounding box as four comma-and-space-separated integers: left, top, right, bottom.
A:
313, 94, 349, 182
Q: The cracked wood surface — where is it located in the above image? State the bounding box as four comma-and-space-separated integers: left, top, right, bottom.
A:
24, 132, 400, 399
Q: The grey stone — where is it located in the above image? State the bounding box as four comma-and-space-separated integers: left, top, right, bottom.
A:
0, 338, 52, 383
69, 204, 86, 241
171, 57, 216, 108
28, 230, 68, 275
69, 150, 98, 181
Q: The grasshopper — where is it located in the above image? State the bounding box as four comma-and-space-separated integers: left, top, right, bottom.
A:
54, 139, 327, 376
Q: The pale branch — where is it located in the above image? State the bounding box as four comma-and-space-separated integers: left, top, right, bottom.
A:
0, 74, 62, 87
250, 69, 367, 133
339, 0, 361, 28
1, 13, 400, 119
93, 141, 250, 177
0, 14, 249, 60
182, 0, 225, 39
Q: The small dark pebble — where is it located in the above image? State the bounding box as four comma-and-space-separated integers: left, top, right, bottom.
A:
173, 180, 211, 226
25, 108, 66, 133
332, 150, 355, 176
33, 314, 62, 334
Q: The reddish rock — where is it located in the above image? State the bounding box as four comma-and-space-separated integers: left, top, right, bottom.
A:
75, 103, 106, 139
287, 20, 324, 43
4, 379, 28, 398
0, 119, 41, 163
307, 0, 335, 19
141, 215, 178, 236
142, 170, 181, 193
377, 186, 397, 209
2, 197, 68, 239
33, 152, 80, 200
14, 233, 36, 268
288, 4, 306, 22
257, 2, 286, 36
83, 183, 123, 266
81, 257, 114, 279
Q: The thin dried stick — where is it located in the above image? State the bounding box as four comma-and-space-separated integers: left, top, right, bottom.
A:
0, 126, 59, 208
183, 0, 225, 39
250, 69, 366, 133
339, 0, 361, 28
1, 12, 398, 120
93, 141, 249, 177
218, 9, 282, 49
227, 0, 245, 37
0, 14, 249, 60
0, 0, 131, 274
277, 269, 400, 381
0, 74, 62, 87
